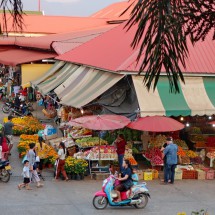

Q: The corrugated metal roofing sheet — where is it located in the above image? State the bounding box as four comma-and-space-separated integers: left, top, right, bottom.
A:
0, 26, 114, 54
0, 14, 111, 34
57, 22, 215, 75
0, 48, 56, 66
91, 0, 136, 20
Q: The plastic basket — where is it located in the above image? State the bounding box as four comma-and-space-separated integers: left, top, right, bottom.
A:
175, 169, 182, 180
182, 169, 197, 179
206, 170, 215, 180
143, 171, 153, 180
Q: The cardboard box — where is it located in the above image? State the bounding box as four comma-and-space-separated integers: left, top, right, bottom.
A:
92, 173, 110, 180
175, 169, 183, 180
44, 133, 58, 141
49, 137, 66, 148
196, 169, 206, 180
137, 170, 143, 180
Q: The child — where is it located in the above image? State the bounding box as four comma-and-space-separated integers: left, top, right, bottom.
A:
129, 168, 139, 198
18, 160, 32, 190
132, 168, 139, 185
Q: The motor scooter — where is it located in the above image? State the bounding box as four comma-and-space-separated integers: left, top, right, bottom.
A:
0, 160, 11, 183
93, 174, 150, 210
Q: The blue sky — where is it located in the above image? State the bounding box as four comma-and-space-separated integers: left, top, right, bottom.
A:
22, 0, 125, 16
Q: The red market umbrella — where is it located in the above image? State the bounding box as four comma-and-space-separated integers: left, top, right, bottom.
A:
69, 115, 130, 131
69, 115, 130, 161
127, 116, 185, 132
208, 121, 215, 125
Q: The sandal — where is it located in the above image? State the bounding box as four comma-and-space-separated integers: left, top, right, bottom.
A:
17, 185, 21, 190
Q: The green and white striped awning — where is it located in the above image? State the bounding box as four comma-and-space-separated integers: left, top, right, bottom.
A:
55, 66, 124, 108
37, 63, 79, 95
133, 76, 215, 116
31, 60, 65, 88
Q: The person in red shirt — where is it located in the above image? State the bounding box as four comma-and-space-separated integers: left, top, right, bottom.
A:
0, 133, 9, 161
114, 134, 126, 172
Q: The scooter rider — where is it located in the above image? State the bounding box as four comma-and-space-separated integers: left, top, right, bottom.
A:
114, 160, 134, 202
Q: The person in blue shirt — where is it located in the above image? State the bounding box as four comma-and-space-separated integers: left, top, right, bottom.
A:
162, 137, 178, 184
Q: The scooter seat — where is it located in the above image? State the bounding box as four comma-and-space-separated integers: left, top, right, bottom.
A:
0, 160, 9, 166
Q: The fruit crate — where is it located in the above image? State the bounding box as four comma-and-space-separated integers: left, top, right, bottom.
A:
182, 169, 197, 179
143, 171, 153, 180
137, 170, 143, 180
152, 169, 159, 179
175, 169, 183, 180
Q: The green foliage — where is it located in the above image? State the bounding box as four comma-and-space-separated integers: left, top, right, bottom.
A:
123, 0, 215, 93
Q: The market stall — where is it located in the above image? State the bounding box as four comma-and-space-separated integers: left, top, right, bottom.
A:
68, 114, 131, 178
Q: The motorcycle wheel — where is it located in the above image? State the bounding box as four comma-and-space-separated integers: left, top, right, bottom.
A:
2, 105, 10, 113
0, 169, 10, 183
134, 193, 148, 209
93, 196, 108, 210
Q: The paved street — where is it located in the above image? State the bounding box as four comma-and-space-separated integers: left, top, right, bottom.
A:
0, 103, 215, 215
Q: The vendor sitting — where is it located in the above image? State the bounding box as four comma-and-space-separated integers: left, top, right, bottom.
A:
114, 160, 133, 202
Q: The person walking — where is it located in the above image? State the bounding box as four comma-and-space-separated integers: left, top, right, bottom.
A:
0, 133, 9, 161
55, 142, 69, 181
162, 137, 178, 185
18, 160, 32, 190
35, 136, 49, 180
4, 115, 14, 155
27, 143, 44, 188
114, 134, 126, 172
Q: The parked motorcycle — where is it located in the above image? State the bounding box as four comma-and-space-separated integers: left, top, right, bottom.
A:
93, 174, 150, 210
9, 104, 33, 117
0, 160, 11, 183
2, 101, 33, 114
2, 102, 14, 113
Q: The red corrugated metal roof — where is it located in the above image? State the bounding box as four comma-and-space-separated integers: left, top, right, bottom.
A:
0, 26, 114, 54
0, 14, 111, 34
57, 22, 215, 74
0, 48, 56, 66
91, 1, 136, 20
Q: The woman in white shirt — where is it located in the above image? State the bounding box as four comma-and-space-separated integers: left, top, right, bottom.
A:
55, 142, 69, 181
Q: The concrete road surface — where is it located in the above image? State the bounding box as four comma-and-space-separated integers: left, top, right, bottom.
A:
0, 102, 214, 215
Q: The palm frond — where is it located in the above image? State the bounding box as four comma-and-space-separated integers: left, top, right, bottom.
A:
0, 0, 24, 34
124, 0, 215, 93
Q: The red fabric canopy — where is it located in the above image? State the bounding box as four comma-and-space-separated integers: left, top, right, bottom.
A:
0, 48, 56, 66
208, 121, 215, 125
127, 116, 185, 132
69, 115, 130, 131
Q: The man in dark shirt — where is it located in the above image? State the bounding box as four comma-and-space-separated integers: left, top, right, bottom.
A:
4, 115, 14, 154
